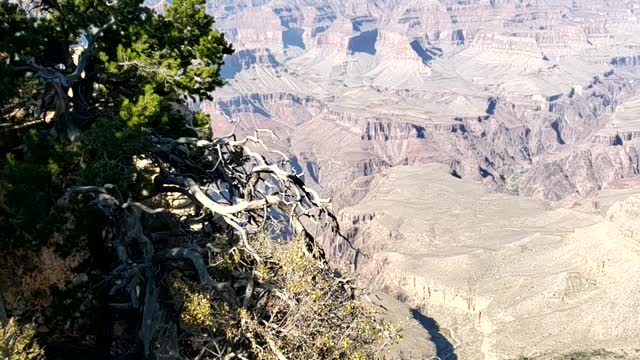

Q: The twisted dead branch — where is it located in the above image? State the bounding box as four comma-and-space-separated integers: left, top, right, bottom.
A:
61, 128, 375, 359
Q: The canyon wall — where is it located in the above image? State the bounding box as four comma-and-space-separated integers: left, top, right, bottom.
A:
200, 1, 640, 358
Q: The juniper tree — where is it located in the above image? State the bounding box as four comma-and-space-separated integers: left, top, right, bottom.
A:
0, 0, 232, 247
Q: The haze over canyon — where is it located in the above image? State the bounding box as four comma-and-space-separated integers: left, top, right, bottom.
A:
150, 0, 640, 358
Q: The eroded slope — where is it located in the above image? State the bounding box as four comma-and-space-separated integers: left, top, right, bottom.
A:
204, 0, 640, 203
340, 164, 640, 359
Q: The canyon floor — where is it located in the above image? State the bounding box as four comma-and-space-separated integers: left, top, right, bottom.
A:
177, 0, 640, 358
344, 164, 640, 359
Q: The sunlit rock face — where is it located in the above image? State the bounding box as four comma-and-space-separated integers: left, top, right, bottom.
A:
201, 2, 640, 357
203, 0, 640, 205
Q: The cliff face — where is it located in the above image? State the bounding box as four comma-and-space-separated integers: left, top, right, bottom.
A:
204, 0, 640, 203
519, 144, 640, 201
209, 69, 640, 204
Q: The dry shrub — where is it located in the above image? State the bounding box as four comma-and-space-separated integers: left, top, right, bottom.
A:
171, 236, 399, 360
0, 247, 88, 313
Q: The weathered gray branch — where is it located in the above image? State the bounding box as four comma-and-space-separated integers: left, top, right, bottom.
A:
62, 125, 353, 359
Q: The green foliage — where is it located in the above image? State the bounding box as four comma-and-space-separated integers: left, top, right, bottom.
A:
0, 2, 53, 61
1, 131, 76, 248
119, 84, 164, 128
0, 3, 58, 104
0, 0, 232, 249
0, 61, 17, 104
0, 319, 45, 360
0, 122, 146, 249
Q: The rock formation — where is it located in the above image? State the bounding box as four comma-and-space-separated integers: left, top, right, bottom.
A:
200, 0, 640, 357
204, 0, 640, 203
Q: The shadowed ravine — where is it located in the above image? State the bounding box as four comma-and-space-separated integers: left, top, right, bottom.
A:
411, 309, 458, 360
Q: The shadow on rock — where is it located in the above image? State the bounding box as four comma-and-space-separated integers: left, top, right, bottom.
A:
410, 308, 458, 360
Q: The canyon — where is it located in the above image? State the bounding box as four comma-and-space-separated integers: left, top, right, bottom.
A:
176, 0, 640, 358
